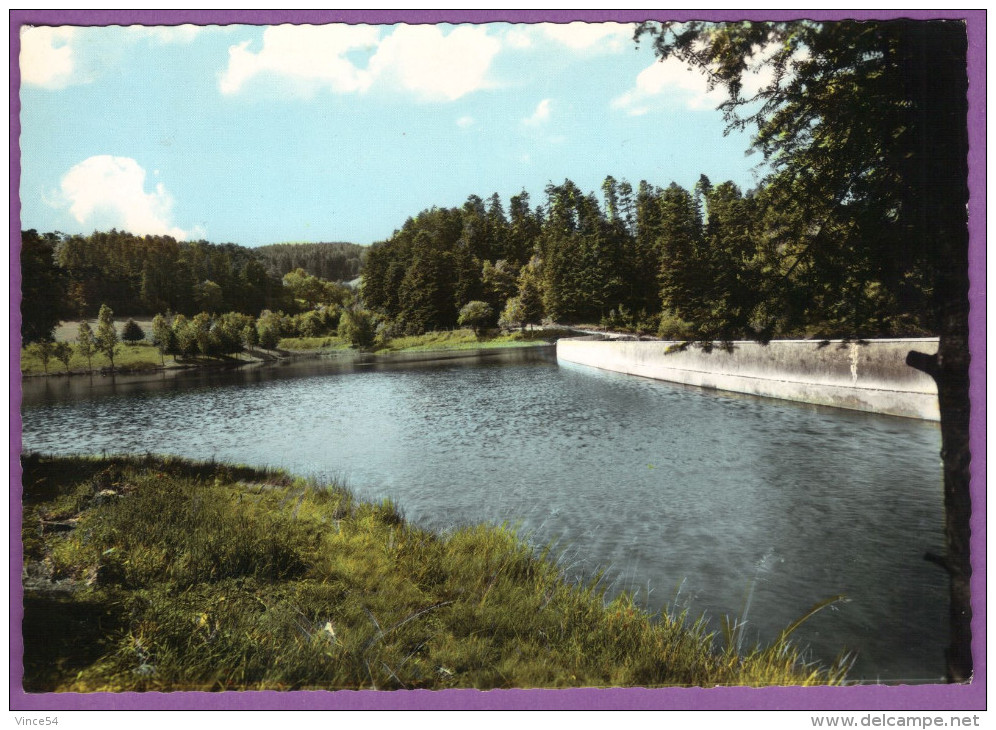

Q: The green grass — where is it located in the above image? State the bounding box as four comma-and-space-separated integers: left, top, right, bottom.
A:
52, 319, 157, 344
276, 336, 351, 351
23, 326, 573, 374
20, 342, 167, 375
20, 454, 850, 692
373, 328, 569, 353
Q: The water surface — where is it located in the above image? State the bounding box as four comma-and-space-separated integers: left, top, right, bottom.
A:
19, 351, 947, 683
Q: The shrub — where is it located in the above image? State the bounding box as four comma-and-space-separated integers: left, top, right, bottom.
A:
499, 296, 526, 332
257, 310, 284, 350
658, 309, 696, 340
337, 308, 376, 349
457, 301, 495, 339
121, 319, 145, 343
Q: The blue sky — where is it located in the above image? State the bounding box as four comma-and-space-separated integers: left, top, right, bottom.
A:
17, 21, 768, 247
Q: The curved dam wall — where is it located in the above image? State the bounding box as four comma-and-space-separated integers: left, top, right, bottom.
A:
556, 337, 940, 420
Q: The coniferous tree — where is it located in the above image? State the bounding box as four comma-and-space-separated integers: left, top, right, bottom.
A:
121, 318, 145, 343
398, 232, 457, 334
20, 230, 67, 344
655, 183, 706, 337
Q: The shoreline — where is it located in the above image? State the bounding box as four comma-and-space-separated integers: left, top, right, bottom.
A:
19, 339, 559, 382
20, 452, 848, 692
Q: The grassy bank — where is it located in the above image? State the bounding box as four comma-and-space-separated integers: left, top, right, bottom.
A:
276, 335, 352, 351
20, 342, 168, 375
371, 327, 572, 353
19, 342, 263, 376
279, 327, 568, 353
21, 327, 563, 375
20, 454, 849, 692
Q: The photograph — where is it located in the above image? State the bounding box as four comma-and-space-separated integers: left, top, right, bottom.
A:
11, 9, 985, 715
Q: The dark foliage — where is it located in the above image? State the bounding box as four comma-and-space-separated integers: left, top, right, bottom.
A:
255, 242, 366, 282
637, 18, 970, 680
48, 229, 289, 318
20, 230, 67, 344
121, 318, 145, 342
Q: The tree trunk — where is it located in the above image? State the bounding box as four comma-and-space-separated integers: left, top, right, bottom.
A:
904, 21, 973, 683
907, 255, 973, 683
936, 298, 973, 683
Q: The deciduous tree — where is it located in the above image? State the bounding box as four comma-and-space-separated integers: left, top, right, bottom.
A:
151, 314, 173, 365
457, 300, 494, 338
77, 321, 96, 372
28, 340, 54, 373
338, 308, 376, 349
52, 341, 73, 372
95, 305, 119, 371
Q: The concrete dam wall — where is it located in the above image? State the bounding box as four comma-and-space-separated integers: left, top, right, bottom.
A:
556, 337, 940, 420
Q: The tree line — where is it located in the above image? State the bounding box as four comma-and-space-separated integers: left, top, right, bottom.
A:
22, 163, 942, 352
254, 241, 366, 282
19, 230, 363, 344
360, 174, 938, 342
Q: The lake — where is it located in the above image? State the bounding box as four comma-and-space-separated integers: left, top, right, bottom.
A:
18, 348, 948, 683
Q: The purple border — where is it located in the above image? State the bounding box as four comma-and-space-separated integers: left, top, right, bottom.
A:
9, 8, 986, 712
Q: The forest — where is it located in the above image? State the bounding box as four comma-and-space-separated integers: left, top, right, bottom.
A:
360, 175, 938, 341
19, 231, 360, 344
21, 166, 940, 352
255, 241, 366, 283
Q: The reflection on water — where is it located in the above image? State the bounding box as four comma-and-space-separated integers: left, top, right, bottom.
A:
18, 350, 947, 683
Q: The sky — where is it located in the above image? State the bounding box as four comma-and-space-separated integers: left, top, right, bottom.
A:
17, 19, 770, 248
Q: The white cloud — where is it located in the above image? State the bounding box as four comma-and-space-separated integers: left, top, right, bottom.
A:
21, 24, 214, 90
368, 24, 501, 101
538, 21, 635, 53
502, 27, 534, 50
456, 115, 475, 128
612, 40, 799, 116
523, 98, 551, 126
611, 58, 727, 115
20, 26, 78, 89
220, 23, 501, 101
57, 156, 192, 239
219, 24, 379, 95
